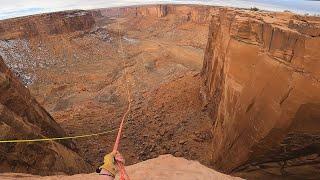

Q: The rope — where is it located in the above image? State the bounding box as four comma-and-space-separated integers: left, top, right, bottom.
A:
111, 7, 132, 180
0, 7, 131, 180
0, 124, 126, 143
112, 17, 132, 153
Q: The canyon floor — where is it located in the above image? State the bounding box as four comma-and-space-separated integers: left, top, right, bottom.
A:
9, 12, 212, 168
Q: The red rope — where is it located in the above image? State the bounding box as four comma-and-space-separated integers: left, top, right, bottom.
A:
116, 161, 130, 180
112, 96, 131, 153
112, 96, 131, 180
112, 7, 132, 180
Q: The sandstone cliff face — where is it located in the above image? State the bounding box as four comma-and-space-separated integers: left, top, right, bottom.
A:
100, 5, 218, 24
0, 55, 92, 175
201, 9, 320, 177
100, 5, 168, 18
0, 10, 95, 40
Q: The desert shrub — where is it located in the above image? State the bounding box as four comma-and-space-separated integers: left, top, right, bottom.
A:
250, 7, 259, 11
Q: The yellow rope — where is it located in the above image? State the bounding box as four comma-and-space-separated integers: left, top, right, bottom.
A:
0, 125, 124, 143
0, 11, 131, 145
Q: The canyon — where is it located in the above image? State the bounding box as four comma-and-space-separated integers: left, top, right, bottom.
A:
0, 4, 319, 179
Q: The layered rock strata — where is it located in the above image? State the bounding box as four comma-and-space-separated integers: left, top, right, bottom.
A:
0, 10, 95, 40
201, 9, 320, 178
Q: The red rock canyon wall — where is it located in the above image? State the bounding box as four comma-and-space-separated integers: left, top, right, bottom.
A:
201, 9, 320, 177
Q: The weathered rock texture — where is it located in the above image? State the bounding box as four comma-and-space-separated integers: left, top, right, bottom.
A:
0, 55, 92, 175
0, 10, 95, 40
0, 155, 242, 180
201, 9, 320, 178
99, 4, 218, 24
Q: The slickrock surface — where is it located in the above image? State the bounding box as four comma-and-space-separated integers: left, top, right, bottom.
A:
0, 155, 242, 180
0, 56, 92, 175
201, 8, 320, 178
